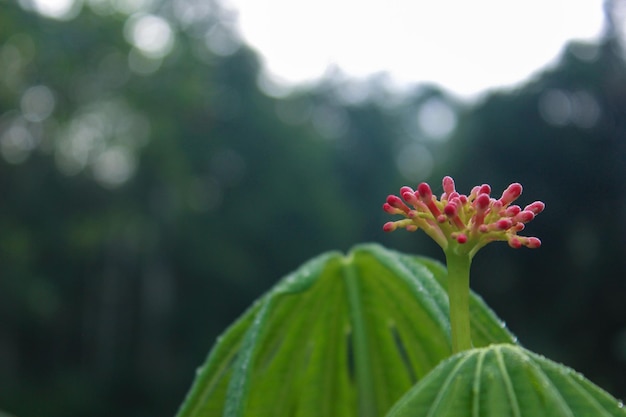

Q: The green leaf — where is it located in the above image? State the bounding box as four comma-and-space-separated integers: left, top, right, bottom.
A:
386, 343, 626, 417
175, 243, 516, 417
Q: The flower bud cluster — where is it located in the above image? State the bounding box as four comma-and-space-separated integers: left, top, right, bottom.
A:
383, 176, 544, 256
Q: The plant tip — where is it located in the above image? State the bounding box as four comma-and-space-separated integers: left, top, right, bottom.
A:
382, 176, 544, 256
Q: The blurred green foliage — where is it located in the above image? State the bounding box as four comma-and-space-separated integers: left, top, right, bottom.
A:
0, 1, 625, 416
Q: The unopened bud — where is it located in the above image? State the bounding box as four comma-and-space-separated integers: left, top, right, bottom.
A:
499, 183, 522, 206
417, 183, 433, 201
524, 201, 545, 215
514, 210, 535, 223
443, 176, 456, 196
526, 237, 541, 248
383, 222, 397, 232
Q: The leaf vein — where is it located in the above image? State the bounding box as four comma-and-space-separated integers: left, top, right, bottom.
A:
425, 354, 473, 417
495, 346, 522, 417
517, 347, 575, 417
472, 349, 487, 417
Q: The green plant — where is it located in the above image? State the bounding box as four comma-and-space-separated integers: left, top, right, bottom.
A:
175, 176, 625, 416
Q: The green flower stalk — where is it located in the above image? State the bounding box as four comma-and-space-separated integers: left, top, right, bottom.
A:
383, 176, 544, 353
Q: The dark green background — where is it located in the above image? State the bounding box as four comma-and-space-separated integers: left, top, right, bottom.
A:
0, 1, 625, 416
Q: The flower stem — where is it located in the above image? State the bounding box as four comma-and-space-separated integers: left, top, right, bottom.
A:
445, 251, 473, 353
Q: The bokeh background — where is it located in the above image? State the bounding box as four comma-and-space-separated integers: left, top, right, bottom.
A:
1, 0, 626, 416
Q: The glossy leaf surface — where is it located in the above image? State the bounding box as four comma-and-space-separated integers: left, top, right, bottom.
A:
175, 243, 516, 417
387, 343, 626, 417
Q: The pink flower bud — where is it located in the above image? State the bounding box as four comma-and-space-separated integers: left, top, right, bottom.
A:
417, 182, 432, 200
444, 203, 458, 217
387, 195, 410, 213
496, 218, 514, 230
504, 205, 521, 217
448, 192, 461, 202
514, 210, 535, 223
524, 201, 545, 215
499, 183, 522, 206
418, 182, 442, 217
508, 237, 522, 249
402, 191, 420, 207
443, 176, 456, 196
475, 193, 491, 211
472, 193, 491, 229
400, 186, 414, 195
526, 237, 541, 248
383, 222, 397, 232
382, 203, 398, 214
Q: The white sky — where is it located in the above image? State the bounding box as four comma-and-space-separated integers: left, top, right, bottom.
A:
25, 0, 607, 98
225, 0, 606, 98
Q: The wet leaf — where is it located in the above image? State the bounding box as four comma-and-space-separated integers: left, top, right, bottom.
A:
175, 243, 516, 417
387, 344, 626, 417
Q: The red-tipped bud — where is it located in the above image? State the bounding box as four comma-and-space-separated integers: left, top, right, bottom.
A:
514, 210, 535, 223
400, 186, 414, 195
524, 201, 545, 215
437, 214, 447, 223
383, 203, 396, 214
443, 176, 456, 196
504, 205, 521, 217
406, 224, 418, 232
472, 193, 491, 228
444, 199, 467, 229
479, 184, 491, 195
479, 218, 513, 232
500, 183, 522, 205
383, 222, 397, 232
456, 233, 468, 244
526, 237, 541, 248
402, 191, 420, 207
386, 195, 410, 213
447, 191, 460, 202
496, 218, 514, 230
444, 203, 458, 217
418, 182, 443, 217
508, 237, 522, 249
475, 194, 491, 211
417, 182, 433, 201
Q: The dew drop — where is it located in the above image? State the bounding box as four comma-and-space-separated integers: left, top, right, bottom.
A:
618, 400, 624, 409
